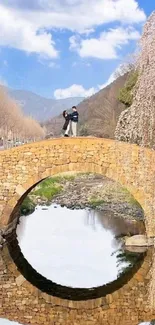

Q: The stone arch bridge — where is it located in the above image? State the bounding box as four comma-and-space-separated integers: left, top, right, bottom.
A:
0, 138, 155, 325
0, 137, 155, 236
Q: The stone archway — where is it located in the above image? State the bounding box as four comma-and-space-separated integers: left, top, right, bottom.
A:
0, 244, 154, 325
0, 138, 155, 236
1, 138, 155, 324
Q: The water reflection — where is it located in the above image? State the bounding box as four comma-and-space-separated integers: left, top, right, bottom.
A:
86, 209, 144, 250
0, 319, 22, 325
16, 204, 144, 289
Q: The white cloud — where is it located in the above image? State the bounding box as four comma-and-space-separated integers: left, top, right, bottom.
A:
54, 63, 131, 98
70, 27, 141, 59
0, 4, 58, 59
1, 0, 146, 32
0, 1, 146, 58
54, 84, 97, 99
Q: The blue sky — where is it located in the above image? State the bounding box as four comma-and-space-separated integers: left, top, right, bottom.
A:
0, 0, 154, 99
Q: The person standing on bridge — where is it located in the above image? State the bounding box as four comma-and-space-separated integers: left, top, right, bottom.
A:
70, 106, 79, 137
62, 110, 71, 137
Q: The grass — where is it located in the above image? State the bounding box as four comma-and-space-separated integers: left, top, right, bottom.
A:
20, 174, 78, 213
30, 174, 78, 200
120, 187, 142, 209
32, 178, 62, 200
89, 196, 105, 208
55, 175, 75, 181
88, 185, 142, 210
21, 174, 143, 215
31, 173, 91, 201
33, 186, 62, 200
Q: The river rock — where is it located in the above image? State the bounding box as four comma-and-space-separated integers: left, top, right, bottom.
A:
125, 235, 154, 247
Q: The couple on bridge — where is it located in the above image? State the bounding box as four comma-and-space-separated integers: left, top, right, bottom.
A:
62, 106, 79, 137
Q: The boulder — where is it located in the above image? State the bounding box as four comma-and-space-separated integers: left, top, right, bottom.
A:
125, 235, 154, 247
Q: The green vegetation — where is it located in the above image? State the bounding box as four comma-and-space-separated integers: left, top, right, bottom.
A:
113, 249, 142, 277
49, 174, 76, 182
88, 184, 142, 210
31, 177, 63, 200
89, 196, 105, 208
79, 124, 89, 136
118, 70, 139, 107
20, 174, 143, 216
30, 174, 78, 200
20, 175, 78, 215
20, 197, 35, 216
120, 187, 142, 209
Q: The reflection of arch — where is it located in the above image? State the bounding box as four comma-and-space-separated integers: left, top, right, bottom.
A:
0, 138, 155, 236
86, 209, 144, 236
6, 230, 146, 301
1, 244, 154, 323
0, 138, 155, 324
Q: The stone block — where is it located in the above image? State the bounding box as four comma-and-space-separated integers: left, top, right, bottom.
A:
16, 275, 26, 287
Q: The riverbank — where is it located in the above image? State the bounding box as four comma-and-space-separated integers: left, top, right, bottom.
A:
22, 173, 144, 222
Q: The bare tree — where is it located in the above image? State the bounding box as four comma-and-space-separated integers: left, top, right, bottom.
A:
0, 86, 45, 149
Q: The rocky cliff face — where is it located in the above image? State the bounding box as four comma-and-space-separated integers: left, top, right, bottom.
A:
115, 12, 155, 148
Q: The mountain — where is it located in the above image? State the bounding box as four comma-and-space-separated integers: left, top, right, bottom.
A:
44, 74, 128, 138
7, 88, 84, 122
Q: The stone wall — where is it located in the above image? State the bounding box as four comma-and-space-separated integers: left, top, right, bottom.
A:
0, 245, 154, 325
115, 12, 155, 149
0, 138, 155, 237
1, 137, 155, 324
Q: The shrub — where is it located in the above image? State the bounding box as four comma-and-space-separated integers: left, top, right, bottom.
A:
118, 70, 138, 107
20, 197, 35, 216
79, 124, 89, 136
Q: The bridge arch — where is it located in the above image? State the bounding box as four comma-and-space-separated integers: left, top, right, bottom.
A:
0, 138, 155, 236
1, 241, 154, 324
1, 138, 155, 324
7, 161, 114, 225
